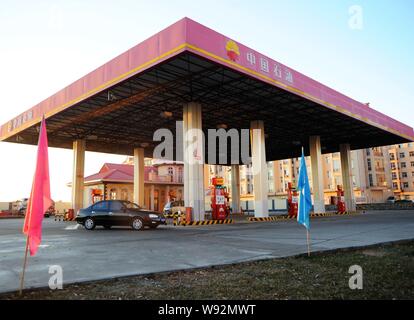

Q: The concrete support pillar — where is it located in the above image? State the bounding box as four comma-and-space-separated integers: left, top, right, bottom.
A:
231, 164, 241, 214
72, 139, 85, 212
133, 147, 145, 207
309, 136, 326, 213
150, 185, 155, 211
250, 120, 269, 217
340, 143, 357, 212
183, 102, 205, 221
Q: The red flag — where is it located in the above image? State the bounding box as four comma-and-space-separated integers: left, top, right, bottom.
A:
23, 116, 51, 256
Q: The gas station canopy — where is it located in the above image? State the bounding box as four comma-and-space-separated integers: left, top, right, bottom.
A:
1, 18, 413, 161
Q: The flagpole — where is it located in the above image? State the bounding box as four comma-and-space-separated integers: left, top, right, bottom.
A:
306, 229, 311, 257
19, 236, 30, 295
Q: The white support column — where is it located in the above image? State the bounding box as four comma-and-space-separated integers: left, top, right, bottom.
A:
72, 139, 85, 212
150, 185, 155, 211
231, 164, 241, 214
309, 136, 326, 213
133, 147, 145, 207
340, 143, 357, 212
250, 120, 269, 218
183, 102, 205, 221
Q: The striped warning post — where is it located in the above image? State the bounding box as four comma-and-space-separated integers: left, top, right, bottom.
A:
248, 217, 280, 222
54, 214, 65, 222
164, 213, 183, 219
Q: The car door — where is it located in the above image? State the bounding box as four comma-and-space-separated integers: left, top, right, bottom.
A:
91, 201, 110, 225
109, 201, 129, 226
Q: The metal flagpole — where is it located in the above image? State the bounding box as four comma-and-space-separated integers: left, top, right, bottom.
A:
19, 236, 30, 295
306, 229, 311, 257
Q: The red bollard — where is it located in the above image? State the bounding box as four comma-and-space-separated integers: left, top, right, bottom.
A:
185, 207, 192, 223
67, 209, 75, 221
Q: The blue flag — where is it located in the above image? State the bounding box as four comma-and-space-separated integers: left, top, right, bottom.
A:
297, 149, 312, 230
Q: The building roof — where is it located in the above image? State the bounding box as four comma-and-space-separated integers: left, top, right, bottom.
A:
1, 17, 413, 161
84, 163, 182, 185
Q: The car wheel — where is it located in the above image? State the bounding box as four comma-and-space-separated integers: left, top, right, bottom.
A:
84, 218, 96, 230
103, 225, 112, 230
131, 217, 144, 231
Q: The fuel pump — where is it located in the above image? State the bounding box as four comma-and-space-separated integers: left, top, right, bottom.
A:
337, 185, 346, 213
287, 182, 299, 217
211, 177, 230, 220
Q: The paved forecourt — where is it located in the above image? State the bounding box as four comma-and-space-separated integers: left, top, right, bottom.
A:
0, 210, 413, 293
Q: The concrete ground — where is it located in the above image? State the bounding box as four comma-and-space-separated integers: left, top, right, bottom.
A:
0, 210, 413, 294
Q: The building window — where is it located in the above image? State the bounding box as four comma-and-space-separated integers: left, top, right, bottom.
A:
178, 167, 183, 183
121, 188, 128, 201
368, 174, 374, 187
392, 172, 397, 180
110, 188, 117, 200
390, 153, 395, 160
366, 149, 371, 156
402, 172, 408, 178
333, 160, 340, 172
400, 152, 405, 158
367, 159, 372, 171
403, 182, 409, 189
391, 163, 396, 170
411, 162, 414, 167
401, 162, 407, 168
410, 151, 414, 157
393, 182, 398, 189
168, 167, 174, 175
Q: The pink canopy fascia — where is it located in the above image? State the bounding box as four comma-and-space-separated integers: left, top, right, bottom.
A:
1, 17, 413, 142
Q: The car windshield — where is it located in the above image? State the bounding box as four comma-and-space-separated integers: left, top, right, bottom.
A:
122, 201, 141, 209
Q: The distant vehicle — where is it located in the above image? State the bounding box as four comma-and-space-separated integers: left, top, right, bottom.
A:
18, 198, 55, 218
76, 200, 166, 231
17, 198, 29, 215
163, 200, 185, 216
386, 196, 396, 204
44, 201, 56, 218
395, 199, 413, 204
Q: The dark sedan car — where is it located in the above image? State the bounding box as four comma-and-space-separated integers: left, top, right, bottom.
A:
76, 200, 166, 231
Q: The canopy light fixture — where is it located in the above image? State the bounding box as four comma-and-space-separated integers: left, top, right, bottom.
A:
160, 111, 173, 119
216, 123, 228, 129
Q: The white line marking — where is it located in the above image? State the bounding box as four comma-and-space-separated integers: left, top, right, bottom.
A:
65, 224, 81, 230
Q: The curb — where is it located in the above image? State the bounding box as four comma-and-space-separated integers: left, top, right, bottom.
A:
247, 211, 360, 222
174, 219, 234, 226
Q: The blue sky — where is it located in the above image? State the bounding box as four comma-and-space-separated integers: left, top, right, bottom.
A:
0, 0, 413, 201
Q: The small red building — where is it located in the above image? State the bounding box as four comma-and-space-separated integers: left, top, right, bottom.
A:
82, 159, 183, 212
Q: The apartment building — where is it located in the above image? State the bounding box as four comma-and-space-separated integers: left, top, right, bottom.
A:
205, 147, 396, 205
268, 147, 393, 204
388, 143, 414, 200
